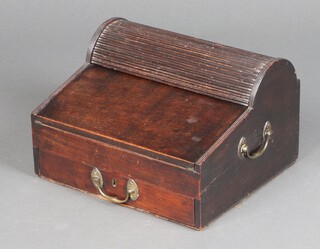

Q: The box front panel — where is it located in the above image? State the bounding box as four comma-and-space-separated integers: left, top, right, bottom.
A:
32, 120, 199, 227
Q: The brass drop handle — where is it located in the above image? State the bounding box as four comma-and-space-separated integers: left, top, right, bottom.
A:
91, 167, 139, 204
238, 121, 273, 159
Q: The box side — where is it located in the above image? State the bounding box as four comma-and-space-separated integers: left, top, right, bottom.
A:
196, 59, 300, 228
31, 63, 90, 175
32, 119, 201, 227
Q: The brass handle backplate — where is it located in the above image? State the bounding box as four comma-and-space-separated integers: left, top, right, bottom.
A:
91, 167, 139, 204
238, 121, 273, 159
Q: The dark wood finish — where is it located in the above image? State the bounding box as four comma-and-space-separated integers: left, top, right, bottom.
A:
40, 151, 195, 226
32, 122, 200, 197
31, 18, 300, 229
36, 64, 245, 166
33, 147, 40, 175
89, 18, 274, 106
197, 59, 299, 228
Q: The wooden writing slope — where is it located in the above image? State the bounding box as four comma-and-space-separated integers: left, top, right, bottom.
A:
32, 18, 300, 229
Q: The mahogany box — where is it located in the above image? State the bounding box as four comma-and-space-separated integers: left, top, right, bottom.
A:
31, 18, 300, 229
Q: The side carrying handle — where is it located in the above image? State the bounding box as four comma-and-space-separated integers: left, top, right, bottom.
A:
91, 167, 139, 203
238, 121, 273, 159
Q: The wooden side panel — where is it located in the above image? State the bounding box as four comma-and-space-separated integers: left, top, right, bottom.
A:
39, 151, 195, 226
32, 122, 200, 198
33, 147, 40, 175
198, 59, 300, 228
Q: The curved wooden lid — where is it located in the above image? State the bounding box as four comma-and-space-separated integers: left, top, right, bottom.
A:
87, 18, 277, 106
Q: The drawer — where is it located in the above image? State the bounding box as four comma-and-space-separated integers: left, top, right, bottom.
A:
32, 121, 199, 227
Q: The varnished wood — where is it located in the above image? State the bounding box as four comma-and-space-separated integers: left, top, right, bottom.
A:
32, 122, 200, 197
89, 18, 274, 106
40, 151, 195, 226
31, 17, 300, 229
33, 147, 40, 175
36, 64, 245, 166
197, 59, 299, 228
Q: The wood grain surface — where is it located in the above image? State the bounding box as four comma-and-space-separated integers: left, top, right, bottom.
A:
89, 18, 274, 106
31, 18, 300, 229
196, 59, 299, 228
39, 151, 195, 226
32, 122, 200, 198
36, 64, 245, 166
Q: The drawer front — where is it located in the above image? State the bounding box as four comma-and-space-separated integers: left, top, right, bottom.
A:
32, 122, 198, 227
38, 151, 195, 226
